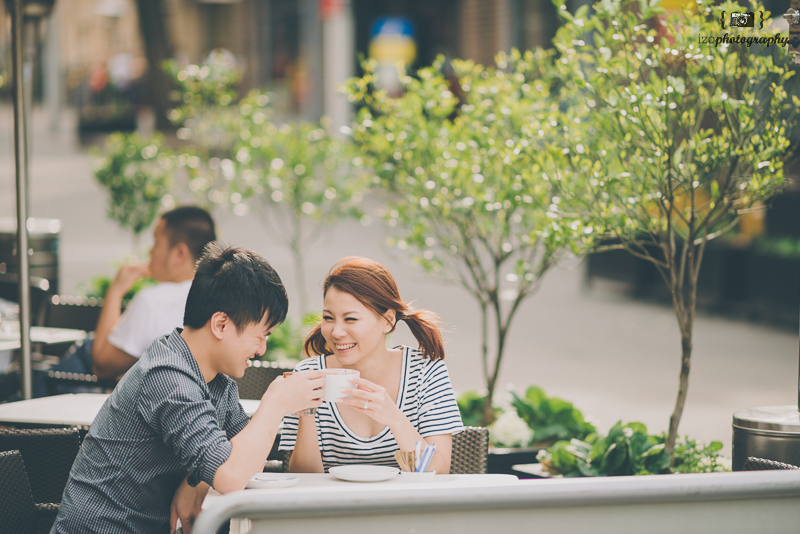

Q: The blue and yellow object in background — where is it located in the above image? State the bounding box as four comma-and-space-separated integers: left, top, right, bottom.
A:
369, 17, 416, 95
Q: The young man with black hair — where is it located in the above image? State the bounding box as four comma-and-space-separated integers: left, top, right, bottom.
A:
51, 245, 325, 533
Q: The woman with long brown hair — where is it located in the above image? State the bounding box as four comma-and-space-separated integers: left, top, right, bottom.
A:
279, 257, 464, 473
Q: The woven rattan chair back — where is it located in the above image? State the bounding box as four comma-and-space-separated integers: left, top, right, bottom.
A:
0, 450, 36, 534
0, 427, 81, 504
742, 456, 800, 471
234, 361, 294, 400
43, 295, 103, 331
450, 426, 489, 474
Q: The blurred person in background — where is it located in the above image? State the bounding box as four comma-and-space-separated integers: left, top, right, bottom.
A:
38, 206, 216, 395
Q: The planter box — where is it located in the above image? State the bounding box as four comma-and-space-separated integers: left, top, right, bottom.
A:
487, 447, 545, 478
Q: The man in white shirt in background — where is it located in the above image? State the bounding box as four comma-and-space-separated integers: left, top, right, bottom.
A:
40, 206, 216, 394
91, 206, 217, 378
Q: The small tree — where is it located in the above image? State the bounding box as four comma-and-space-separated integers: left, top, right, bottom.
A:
345, 54, 594, 425
164, 54, 245, 214
164, 58, 369, 315
232, 96, 372, 313
556, 0, 799, 457
93, 131, 175, 252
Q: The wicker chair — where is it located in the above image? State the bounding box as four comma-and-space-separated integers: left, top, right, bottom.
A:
38, 295, 119, 392
0, 450, 60, 534
742, 456, 800, 471
36, 295, 103, 358
450, 426, 490, 474
43, 295, 104, 332
234, 360, 294, 400
0, 427, 81, 504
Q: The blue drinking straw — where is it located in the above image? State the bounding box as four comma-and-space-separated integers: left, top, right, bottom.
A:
419, 443, 436, 473
414, 441, 422, 471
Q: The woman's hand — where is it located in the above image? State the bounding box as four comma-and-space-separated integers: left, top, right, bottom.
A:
337, 377, 402, 426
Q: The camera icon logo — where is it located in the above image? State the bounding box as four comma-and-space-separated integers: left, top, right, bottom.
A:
719, 10, 765, 29
730, 12, 755, 27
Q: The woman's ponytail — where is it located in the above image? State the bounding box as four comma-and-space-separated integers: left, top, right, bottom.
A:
401, 308, 445, 360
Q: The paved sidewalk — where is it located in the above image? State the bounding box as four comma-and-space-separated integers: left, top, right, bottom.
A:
1, 105, 797, 457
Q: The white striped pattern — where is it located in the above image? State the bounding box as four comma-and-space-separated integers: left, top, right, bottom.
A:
280, 346, 464, 472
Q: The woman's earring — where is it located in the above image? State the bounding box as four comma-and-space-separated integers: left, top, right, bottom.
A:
324, 342, 331, 352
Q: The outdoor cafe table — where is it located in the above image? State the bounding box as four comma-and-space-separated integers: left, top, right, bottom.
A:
199, 472, 521, 534
0, 393, 263, 428
0, 326, 88, 370
195, 470, 800, 534
0, 326, 88, 348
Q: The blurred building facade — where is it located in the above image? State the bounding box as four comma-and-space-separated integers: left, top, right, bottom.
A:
1, 0, 565, 128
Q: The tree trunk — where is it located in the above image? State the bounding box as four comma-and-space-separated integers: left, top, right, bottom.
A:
135, 0, 174, 131
665, 242, 700, 460
666, 329, 692, 458
479, 301, 495, 426
482, 376, 497, 427
291, 243, 308, 315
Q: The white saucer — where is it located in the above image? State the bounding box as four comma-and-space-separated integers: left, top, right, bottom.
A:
329, 465, 400, 482
246, 473, 300, 489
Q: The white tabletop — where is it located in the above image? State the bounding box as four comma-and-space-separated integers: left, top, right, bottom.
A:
208, 472, 518, 501
200, 473, 520, 533
0, 393, 262, 427
0, 326, 88, 349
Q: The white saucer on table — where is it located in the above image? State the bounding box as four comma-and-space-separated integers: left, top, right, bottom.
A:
246, 473, 300, 489
329, 465, 400, 482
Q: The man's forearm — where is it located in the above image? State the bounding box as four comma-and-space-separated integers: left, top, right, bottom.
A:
91, 288, 124, 363
213, 406, 284, 493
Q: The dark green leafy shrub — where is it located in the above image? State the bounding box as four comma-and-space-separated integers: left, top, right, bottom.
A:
669, 436, 727, 473
538, 422, 728, 477
92, 132, 175, 240
457, 391, 497, 428
510, 386, 596, 445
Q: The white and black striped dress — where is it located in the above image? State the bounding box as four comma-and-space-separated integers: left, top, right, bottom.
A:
279, 346, 464, 472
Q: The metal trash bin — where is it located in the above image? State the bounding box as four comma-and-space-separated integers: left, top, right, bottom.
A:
0, 218, 60, 294
732, 405, 800, 471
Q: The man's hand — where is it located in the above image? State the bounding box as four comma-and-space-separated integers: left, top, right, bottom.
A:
108, 263, 149, 299
169, 476, 209, 534
264, 370, 325, 416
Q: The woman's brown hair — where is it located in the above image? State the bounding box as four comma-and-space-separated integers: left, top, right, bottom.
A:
304, 257, 445, 360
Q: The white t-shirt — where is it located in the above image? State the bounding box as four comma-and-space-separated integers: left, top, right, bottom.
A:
107, 280, 192, 358
279, 346, 465, 472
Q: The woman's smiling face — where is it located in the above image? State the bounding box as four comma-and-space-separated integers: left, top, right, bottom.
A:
321, 287, 393, 364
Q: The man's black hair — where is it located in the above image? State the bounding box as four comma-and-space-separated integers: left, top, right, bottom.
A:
184, 244, 288, 331
161, 206, 216, 261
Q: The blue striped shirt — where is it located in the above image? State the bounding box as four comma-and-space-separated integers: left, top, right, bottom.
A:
279, 346, 464, 472
52, 328, 249, 533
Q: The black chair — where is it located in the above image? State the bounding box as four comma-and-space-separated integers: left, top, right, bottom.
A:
233, 360, 294, 400
36, 295, 103, 358
742, 456, 800, 471
0, 427, 81, 504
43, 370, 118, 395
0, 450, 60, 534
0, 274, 51, 327
43, 295, 104, 332
450, 426, 490, 474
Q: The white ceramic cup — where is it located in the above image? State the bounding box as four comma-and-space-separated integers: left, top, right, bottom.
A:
322, 369, 360, 402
